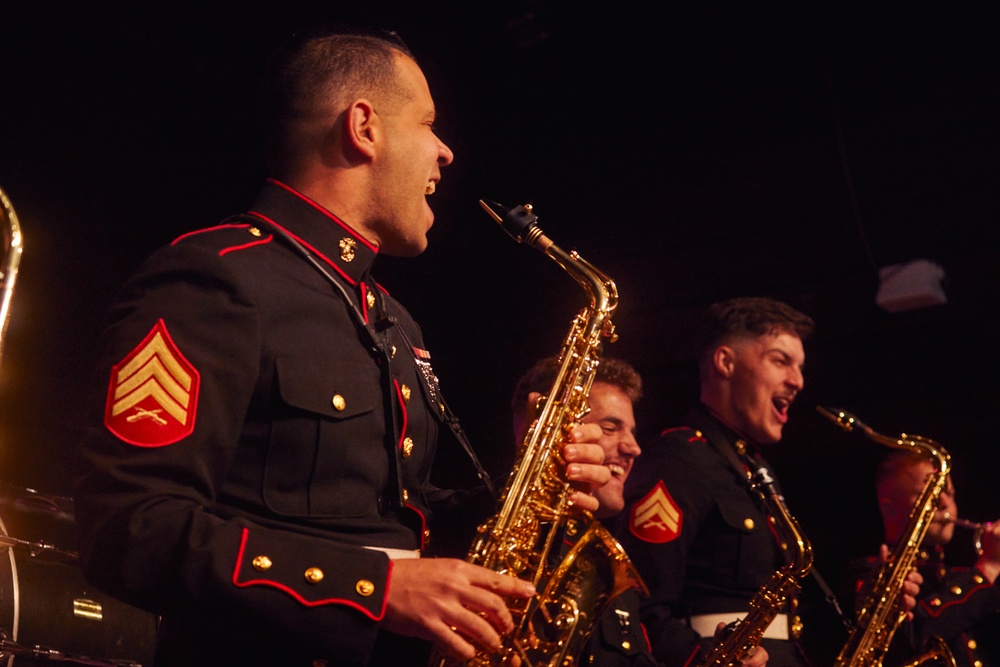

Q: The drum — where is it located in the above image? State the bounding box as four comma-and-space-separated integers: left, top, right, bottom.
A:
0, 484, 157, 666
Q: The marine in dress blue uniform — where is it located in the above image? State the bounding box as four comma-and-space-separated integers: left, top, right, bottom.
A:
73, 179, 469, 665
611, 405, 812, 667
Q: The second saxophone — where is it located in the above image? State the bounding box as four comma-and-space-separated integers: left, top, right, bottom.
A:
432, 200, 647, 667
819, 407, 956, 667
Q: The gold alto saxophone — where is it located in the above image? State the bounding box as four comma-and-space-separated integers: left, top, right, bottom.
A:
433, 200, 647, 667
818, 407, 957, 667
698, 449, 814, 667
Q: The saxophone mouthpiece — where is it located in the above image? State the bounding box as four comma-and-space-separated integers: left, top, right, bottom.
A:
479, 199, 553, 251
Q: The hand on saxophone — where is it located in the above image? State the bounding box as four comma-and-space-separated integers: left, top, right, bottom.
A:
879, 544, 924, 620
520, 391, 611, 514
564, 422, 612, 514
383, 558, 536, 661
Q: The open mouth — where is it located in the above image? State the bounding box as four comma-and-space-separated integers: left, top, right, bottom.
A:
425, 181, 436, 195
772, 396, 791, 417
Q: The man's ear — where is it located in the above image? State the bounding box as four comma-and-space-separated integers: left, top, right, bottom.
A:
712, 345, 736, 379
344, 99, 378, 158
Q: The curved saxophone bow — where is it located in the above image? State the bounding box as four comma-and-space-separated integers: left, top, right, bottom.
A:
431, 201, 646, 667
818, 407, 956, 667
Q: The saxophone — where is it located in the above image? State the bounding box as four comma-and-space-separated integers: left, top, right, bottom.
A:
698, 448, 814, 667
818, 407, 956, 667
433, 200, 647, 667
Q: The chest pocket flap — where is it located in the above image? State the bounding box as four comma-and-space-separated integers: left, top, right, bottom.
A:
276, 356, 378, 419
716, 488, 765, 534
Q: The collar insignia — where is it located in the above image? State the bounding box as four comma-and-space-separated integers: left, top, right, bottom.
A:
339, 237, 357, 262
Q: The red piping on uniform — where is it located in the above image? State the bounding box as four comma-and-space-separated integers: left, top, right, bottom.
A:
267, 178, 378, 253
248, 211, 357, 286
682, 644, 701, 667
231, 528, 386, 620
219, 237, 272, 256
919, 579, 993, 617
169, 222, 273, 256
171, 223, 251, 245
393, 379, 409, 451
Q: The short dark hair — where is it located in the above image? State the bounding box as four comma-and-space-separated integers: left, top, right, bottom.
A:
511, 356, 643, 419
695, 296, 815, 364
257, 25, 414, 175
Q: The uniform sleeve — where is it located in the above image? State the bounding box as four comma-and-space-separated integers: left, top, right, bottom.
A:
72, 242, 389, 660
614, 435, 717, 665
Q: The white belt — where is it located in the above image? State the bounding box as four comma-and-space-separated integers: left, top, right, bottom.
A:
364, 546, 421, 560
689, 613, 789, 640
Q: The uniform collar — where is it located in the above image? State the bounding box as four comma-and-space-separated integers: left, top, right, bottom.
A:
247, 178, 378, 287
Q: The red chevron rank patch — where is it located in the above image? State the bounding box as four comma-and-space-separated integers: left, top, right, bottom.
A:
629, 480, 684, 544
104, 319, 200, 447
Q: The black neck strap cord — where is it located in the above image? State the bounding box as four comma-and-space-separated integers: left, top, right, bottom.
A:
257, 219, 496, 500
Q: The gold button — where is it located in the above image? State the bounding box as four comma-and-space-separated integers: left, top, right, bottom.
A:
423, 529, 431, 541
331, 394, 346, 411
248, 226, 262, 237
402, 489, 409, 502
930, 597, 942, 607
304, 567, 324, 584
791, 614, 803, 639
694, 430, 703, 438
950, 586, 963, 595
366, 291, 376, 309
400, 384, 411, 403
743, 518, 755, 530
401, 437, 414, 458
390, 345, 397, 358
974, 661, 982, 667
973, 574, 984, 584
356, 579, 375, 596
967, 639, 978, 650
734, 440, 747, 455
621, 640, 631, 650
252, 555, 272, 571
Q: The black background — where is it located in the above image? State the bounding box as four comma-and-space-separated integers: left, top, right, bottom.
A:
2, 1, 999, 599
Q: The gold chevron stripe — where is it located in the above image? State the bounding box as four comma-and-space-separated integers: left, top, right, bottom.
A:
111, 377, 188, 424
116, 331, 192, 391
114, 354, 190, 409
